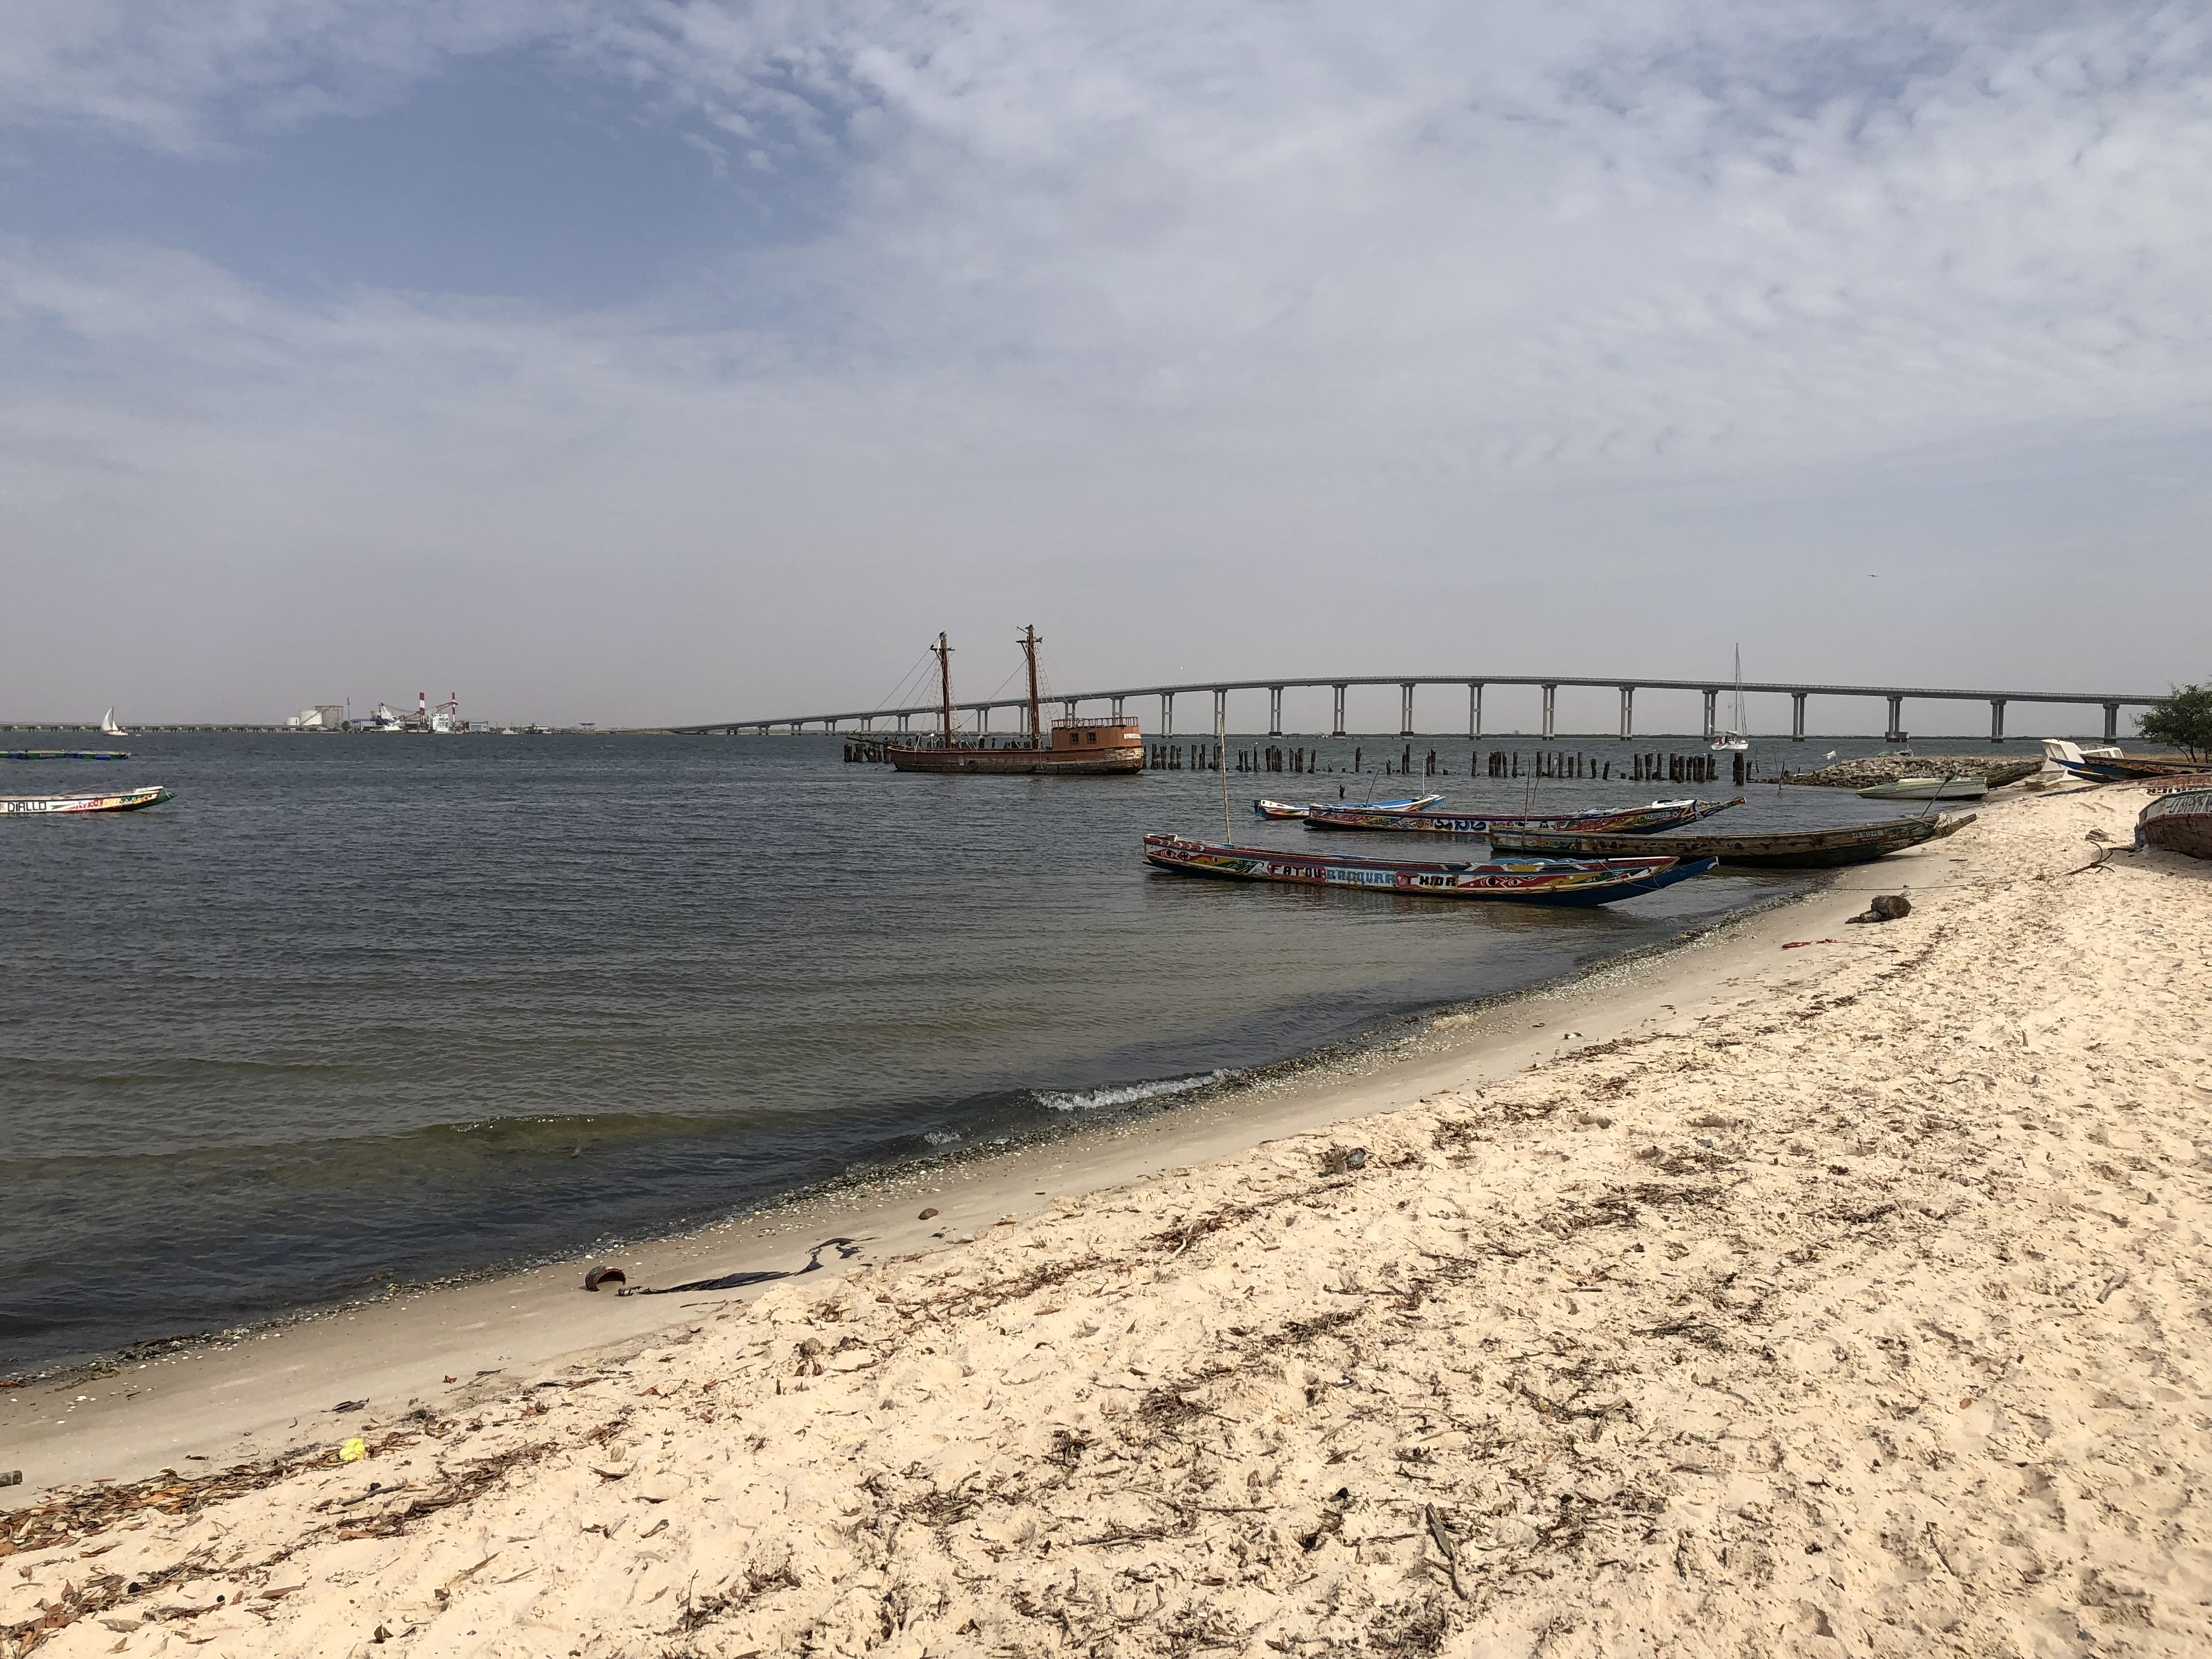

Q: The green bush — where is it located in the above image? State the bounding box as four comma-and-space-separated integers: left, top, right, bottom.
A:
2137, 682, 2212, 760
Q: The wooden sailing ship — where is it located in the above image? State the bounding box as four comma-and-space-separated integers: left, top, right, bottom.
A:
1142, 834, 1716, 906
1488, 811, 1976, 868
888, 629, 1143, 776
1302, 797, 1743, 837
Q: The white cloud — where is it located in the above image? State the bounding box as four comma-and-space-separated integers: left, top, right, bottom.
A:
1, 3, 2208, 720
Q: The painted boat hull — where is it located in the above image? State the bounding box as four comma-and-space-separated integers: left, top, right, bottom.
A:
1856, 779, 1988, 800
1253, 793, 1441, 820
1141, 834, 1716, 906
889, 745, 1143, 775
2058, 754, 2205, 785
1, 785, 174, 815
1304, 797, 1743, 837
4, 750, 129, 760
2137, 789, 2212, 860
1488, 812, 1974, 868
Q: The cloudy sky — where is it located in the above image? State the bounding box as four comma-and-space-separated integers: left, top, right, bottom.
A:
2, 1, 2206, 731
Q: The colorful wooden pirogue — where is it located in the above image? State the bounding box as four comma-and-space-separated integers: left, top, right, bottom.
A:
1253, 793, 1440, 821
1142, 834, 1716, 906
1302, 796, 1743, 837
2135, 786, 2212, 860
1, 785, 173, 816
889, 629, 1144, 776
1488, 811, 1975, 869
4, 749, 129, 761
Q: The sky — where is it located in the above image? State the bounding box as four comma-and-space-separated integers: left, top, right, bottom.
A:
1, 1, 2207, 732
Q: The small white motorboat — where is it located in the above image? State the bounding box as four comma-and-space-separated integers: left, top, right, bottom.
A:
1857, 777, 1988, 801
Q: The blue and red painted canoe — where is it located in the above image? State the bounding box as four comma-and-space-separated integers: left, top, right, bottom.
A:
1302, 795, 1743, 837
1142, 833, 1716, 906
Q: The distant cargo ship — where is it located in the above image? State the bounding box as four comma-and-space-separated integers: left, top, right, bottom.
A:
889, 629, 1143, 776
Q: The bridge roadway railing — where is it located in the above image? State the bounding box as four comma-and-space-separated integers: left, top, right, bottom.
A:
673, 674, 2164, 745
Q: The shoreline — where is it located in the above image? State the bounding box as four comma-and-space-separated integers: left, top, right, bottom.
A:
2, 837, 1935, 1503
3, 872, 1827, 1396
8, 782, 2205, 1655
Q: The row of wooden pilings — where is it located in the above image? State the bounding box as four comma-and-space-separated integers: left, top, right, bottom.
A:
849, 738, 1751, 785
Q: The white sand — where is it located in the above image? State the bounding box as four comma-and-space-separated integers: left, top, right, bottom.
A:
6, 785, 2208, 1658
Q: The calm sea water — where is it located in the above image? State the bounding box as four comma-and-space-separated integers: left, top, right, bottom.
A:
2, 731, 1940, 1369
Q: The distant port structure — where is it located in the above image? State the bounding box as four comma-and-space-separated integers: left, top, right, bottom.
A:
673, 675, 2165, 745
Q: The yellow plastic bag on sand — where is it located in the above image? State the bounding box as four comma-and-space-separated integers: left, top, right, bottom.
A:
339, 1437, 367, 1463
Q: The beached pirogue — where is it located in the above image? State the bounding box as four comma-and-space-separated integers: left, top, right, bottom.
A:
0, 784, 173, 816
1142, 834, 1716, 906
1489, 811, 1976, 868
1302, 795, 1743, 836
2135, 782, 2212, 860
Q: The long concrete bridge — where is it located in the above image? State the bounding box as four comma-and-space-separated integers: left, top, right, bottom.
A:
672, 674, 2163, 745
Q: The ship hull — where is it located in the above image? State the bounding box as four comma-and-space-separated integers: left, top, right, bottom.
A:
889, 745, 1143, 776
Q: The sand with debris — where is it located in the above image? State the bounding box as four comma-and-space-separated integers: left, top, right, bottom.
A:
5, 785, 2209, 1658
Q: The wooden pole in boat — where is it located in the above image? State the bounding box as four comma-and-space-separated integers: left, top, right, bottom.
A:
1020, 625, 1043, 748
935, 633, 955, 748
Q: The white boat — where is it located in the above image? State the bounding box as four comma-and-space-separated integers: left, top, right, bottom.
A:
1254, 792, 1441, 821
1857, 776, 1988, 801
1709, 648, 1748, 752
99, 707, 128, 737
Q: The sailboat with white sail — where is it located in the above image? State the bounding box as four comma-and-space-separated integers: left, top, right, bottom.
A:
1709, 649, 1749, 753
99, 708, 129, 737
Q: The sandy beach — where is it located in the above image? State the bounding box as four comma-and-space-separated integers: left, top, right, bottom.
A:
7, 782, 2208, 1657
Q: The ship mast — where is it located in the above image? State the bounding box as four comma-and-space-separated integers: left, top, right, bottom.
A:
1020, 624, 1042, 747
935, 633, 955, 748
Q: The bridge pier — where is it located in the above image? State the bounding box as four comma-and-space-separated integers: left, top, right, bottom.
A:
978, 706, 990, 735
2104, 702, 2119, 742
1885, 695, 1906, 744
1160, 692, 1173, 736
1469, 682, 1483, 740
1062, 698, 1077, 719
1791, 691, 1807, 742
1541, 683, 1556, 741
1702, 689, 1718, 740
1990, 699, 2006, 743
1110, 696, 1124, 719
898, 712, 910, 732
1331, 684, 1346, 738
1216, 687, 1229, 734
1618, 686, 1634, 742
1268, 685, 1283, 737
1399, 682, 1415, 737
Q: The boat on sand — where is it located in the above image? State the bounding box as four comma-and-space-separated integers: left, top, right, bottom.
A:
1304, 797, 1742, 837
1488, 811, 1976, 868
1857, 777, 1988, 801
1, 785, 173, 816
1141, 834, 1716, 906
2135, 788, 2212, 860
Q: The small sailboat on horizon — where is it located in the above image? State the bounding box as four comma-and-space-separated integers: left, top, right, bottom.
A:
1710, 648, 1748, 753
99, 707, 129, 737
